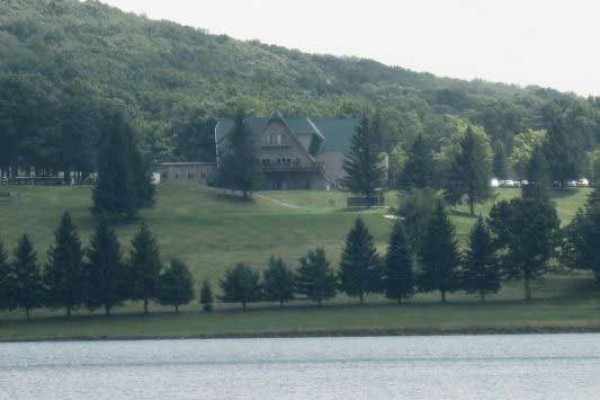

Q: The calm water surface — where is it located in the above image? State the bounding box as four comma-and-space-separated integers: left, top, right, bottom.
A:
1, 334, 600, 400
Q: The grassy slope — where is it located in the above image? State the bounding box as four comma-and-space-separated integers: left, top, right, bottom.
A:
0, 185, 597, 340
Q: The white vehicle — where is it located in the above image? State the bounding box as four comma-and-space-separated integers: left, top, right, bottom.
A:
503, 180, 516, 188
490, 178, 500, 188
567, 180, 578, 187
578, 178, 590, 187
520, 180, 529, 186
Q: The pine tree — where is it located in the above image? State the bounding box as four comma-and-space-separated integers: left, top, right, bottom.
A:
129, 223, 162, 314
342, 114, 385, 200
0, 239, 12, 311
544, 122, 583, 185
419, 202, 460, 303
157, 258, 194, 313
489, 194, 560, 300
384, 221, 415, 305
217, 111, 264, 199
263, 256, 295, 307
338, 218, 382, 304
200, 279, 214, 312
444, 126, 492, 216
45, 212, 84, 317
220, 263, 262, 310
12, 235, 43, 319
92, 107, 154, 220
296, 247, 336, 306
85, 220, 127, 315
400, 133, 436, 189
462, 216, 501, 302
492, 140, 508, 179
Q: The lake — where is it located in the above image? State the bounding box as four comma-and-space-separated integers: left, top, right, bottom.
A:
1, 334, 600, 399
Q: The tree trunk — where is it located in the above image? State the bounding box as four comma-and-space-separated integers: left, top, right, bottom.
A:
175, 305, 179, 314
26, 307, 30, 320
105, 304, 111, 316
480, 290, 485, 303
279, 300, 284, 308
242, 301, 247, 311
524, 276, 532, 301
144, 298, 148, 315
318, 297, 322, 307
67, 304, 71, 317
359, 293, 364, 305
441, 290, 447, 304
398, 297, 402, 306
469, 199, 475, 216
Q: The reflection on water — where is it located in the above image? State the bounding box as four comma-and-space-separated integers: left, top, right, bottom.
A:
1, 334, 600, 400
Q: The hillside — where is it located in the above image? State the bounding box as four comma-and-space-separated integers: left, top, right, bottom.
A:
1, 0, 599, 167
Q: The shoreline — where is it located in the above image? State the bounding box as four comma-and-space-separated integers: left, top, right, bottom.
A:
3, 325, 600, 343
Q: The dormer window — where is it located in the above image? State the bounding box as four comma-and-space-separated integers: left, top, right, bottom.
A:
267, 134, 282, 145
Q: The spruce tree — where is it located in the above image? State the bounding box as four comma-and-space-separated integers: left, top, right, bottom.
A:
544, 123, 583, 184
45, 212, 84, 317
129, 223, 162, 314
296, 247, 336, 306
218, 111, 264, 199
12, 235, 43, 319
200, 279, 214, 312
400, 133, 436, 189
220, 263, 262, 310
444, 126, 492, 216
489, 194, 560, 300
342, 114, 385, 200
85, 220, 127, 315
492, 140, 508, 179
263, 256, 295, 307
384, 221, 415, 305
157, 258, 194, 313
0, 239, 12, 311
419, 202, 460, 303
462, 216, 501, 302
338, 218, 382, 304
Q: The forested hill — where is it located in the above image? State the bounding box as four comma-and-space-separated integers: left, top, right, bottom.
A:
1, 0, 600, 167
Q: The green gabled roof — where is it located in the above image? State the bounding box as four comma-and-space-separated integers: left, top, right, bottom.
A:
215, 113, 358, 154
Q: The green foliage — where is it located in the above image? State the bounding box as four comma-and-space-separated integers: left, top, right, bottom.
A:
217, 112, 264, 199
296, 247, 336, 306
492, 140, 509, 179
399, 134, 437, 189
544, 123, 585, 183
220, 263, 262, 310
44, 212, 84, 316
526, 145, 551, 193
338, 218, 382, 303
263, 256, 295, 306
84, 220, 127, 315
200, 279, 214, 312
444, 125, 493, 215
11, 234, 43, 319
396, 188, 439, 255
489, 194, 561, 300
129, 223, 162, 314
384, 221, 415, 304
462, 216, 501, 301
510, 129, 547, 178
0, 239, 10, 311
419, 202, 460, 303
157, 258, 194, 313
342, 114, 385, 197
92, 107, 154, 220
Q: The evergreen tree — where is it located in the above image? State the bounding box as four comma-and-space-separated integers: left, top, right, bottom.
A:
563, 186, 600, 282
157, 258, 194, 313
44, 212, 84, 317
92, 107, 153, 220
419, 202, 460, 303
338, 218, 382, 304
200, 279, 214, 312
462, 216, 501, 302
263, 256, 295, 306
85, 220, 127, 315
220, 263, 262, 310
384, 221, 415, 305
400, 133, 436, 189
129, 223, 162, 314
342, 114, 385, 199
0, 239, 12, 311
397, 187, 439, 255
217, 111, 264, 199
543, 123, 584, 184
489, 194, 560, 300
444, 126, 493, 216
492, 140, 508, 179
296, 247, 336, 306
526, 144, 550, 192
12, 235, 43, 319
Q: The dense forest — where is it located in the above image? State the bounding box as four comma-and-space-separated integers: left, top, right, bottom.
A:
1, 0, 600, 176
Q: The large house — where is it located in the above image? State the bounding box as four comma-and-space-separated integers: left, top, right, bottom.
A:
215, 111, 360, 190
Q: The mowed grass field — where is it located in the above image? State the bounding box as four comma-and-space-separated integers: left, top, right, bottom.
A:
0, 184, 598, 340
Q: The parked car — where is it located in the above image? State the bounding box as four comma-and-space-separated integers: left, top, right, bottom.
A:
567, 180, 578, 187
578, 178, 590, 187
520, 180, 529, 186
503, 180, 516, 188
490, 178, 500, 188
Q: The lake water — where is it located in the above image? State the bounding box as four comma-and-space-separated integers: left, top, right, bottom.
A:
1, 334, 600, 400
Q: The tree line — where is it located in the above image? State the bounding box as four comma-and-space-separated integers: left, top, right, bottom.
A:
0, 213, 199, 318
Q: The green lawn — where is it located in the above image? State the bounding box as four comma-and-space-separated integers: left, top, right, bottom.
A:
0, 184, 598, 340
